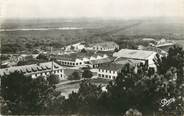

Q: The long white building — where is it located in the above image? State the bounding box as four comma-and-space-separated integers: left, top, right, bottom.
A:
0, 62, 65, 80
97, 63, 123, 80
55, 52, 108, 67
64, 42, 85, 51
90, 41, 119, 51
96, 59, 142, 80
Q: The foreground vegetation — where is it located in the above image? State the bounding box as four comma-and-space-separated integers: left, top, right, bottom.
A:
0, 46, 183, 115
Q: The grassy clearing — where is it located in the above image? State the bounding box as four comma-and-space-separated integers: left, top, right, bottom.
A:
56, 78, 110, 95
56, 80, 81, 98
88, 78, 110, 84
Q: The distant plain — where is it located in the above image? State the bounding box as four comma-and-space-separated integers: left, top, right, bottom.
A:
1, 18, 184, 53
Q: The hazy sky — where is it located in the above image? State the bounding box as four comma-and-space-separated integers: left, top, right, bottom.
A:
1, 0, 184, 19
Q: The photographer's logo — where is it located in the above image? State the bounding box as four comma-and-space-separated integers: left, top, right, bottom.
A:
160, 98, 175, 107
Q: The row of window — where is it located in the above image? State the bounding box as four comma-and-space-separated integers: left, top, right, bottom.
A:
53, 70, 62, 73
94, 47, 117, 51
98, 74, 116, 79
33, 69, 63, 77
61, 61, 75, 66
76, 62, 82, 65
61, 61, 83, 66
93, 63, 104, 68
99, 69, 116, 74
34, 72, 49, 77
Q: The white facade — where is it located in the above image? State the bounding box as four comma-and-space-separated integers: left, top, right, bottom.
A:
147, 52, 157, 69
58, 58, 84, 67
74, 43, 85, 50
65, 42, 85, 51
58, 54, 108, 67
93, 45, 118, 51
90, 56, 96, 60
83, 57, 90, 62
92, 42, 119, 51
97, 68, 118, 80
0, 62, 65, 80
75, 58, 85, 66
29, 68, 64, 80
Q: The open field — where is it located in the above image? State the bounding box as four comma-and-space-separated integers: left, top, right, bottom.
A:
114, 19, 184, 36
1, 18, 184, 53
55, 78, 110, 98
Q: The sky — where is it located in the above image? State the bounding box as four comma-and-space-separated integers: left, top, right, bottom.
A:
1, 0, 184, 19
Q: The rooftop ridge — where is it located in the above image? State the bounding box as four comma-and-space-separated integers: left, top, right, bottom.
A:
113, 49, 157, 60
0, 61, 62, 76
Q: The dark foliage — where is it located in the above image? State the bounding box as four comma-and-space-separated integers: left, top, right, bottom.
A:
114, 47, 119, 52
47, 74, 60, 86
81, 48, 87, 53
36, 54, 49, 61
1, 72, 62, 115
1, 55, 10, 61
1, 44, 23, 53
154, 45, 184, 75
68, 71, 81, 80
1, 46, 183, 115
82, 69, 93, 79
63, 46, 184, 115
17, 60, 37, 66
63, 81, 103, 115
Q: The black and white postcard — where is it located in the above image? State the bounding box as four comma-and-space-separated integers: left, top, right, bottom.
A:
0, 0, 184, 115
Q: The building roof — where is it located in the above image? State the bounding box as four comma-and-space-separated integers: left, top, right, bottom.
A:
142, 38, 156, 41
113, 49, 156, 60
157, 45, 174, 52
156, 39, 176, 48
56, 54, 77, 61
115, 58, 143, 66
0, 62, 63, 76
93, 41, 118, 48
143, 46, 168, 56
90, 57, 113, 65
97, 51, 114, 56
98, 63, 124, 71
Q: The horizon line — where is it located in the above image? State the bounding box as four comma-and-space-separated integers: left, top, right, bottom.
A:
2, 16, 184, 20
